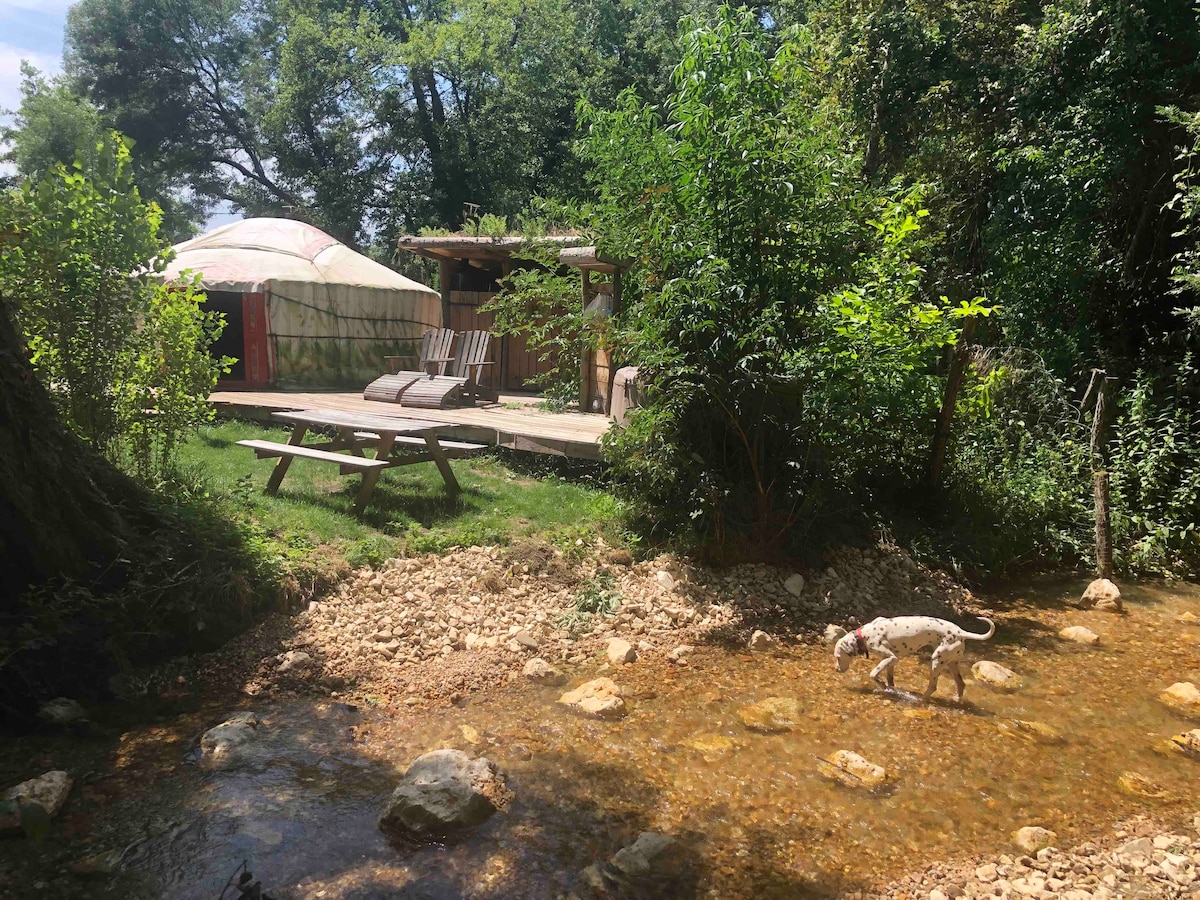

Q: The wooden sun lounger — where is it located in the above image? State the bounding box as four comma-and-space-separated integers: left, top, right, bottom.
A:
448, 330, 498, 405
384, 328, 455, 377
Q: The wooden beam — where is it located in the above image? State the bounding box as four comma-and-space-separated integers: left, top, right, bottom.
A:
558, 246, 631, 272
438, 257, 454, 329
500, 258, 512, 391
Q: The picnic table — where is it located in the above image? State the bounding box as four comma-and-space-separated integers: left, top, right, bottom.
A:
236, 408, 486, 511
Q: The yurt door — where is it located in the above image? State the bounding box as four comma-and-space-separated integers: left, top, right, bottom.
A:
205, 290, 271, 387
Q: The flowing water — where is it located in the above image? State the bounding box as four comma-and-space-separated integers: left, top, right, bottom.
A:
33, 579, 1200, 898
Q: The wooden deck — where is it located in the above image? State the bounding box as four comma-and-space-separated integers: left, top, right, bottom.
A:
209, 390, 612, 460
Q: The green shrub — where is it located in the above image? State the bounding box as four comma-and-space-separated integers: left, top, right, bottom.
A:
0, 133, 230, 478
1109, 365, 1200, 577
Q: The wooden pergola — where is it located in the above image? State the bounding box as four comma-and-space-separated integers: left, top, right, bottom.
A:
396, 234, 629, 410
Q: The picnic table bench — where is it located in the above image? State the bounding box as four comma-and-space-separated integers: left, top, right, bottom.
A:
236, 408, 487, 511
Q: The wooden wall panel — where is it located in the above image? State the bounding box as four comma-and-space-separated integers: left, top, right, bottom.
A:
448, 290, 551, 391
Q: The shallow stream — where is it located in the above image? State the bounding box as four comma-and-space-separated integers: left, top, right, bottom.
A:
24, 579, 1200, 898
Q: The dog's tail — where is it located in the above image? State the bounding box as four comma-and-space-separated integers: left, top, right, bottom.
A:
957, 617, 995, 641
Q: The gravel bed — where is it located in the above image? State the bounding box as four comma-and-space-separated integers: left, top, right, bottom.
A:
152, 539, 982, 707
860, 814, 1200, 900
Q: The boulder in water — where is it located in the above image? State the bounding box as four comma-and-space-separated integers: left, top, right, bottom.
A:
558, 678, 627, 719
1, 770, 74, 833
682, 733, 738, 757
818, 750, 889, 790
1177, 611, 1199, 626
1159, 728, 1200, 759
737, 697, 802, 733
582, 831, 688, 894
199, 711, 261, 766
1058, 625, 1100, 645
996, 719, 1065, 745
606, 638, 637, 665
747, 630, 776, 652
523, 657, 565, 685
378, 749, 508, 841
37, 698, 88, 728
1160, 682, 1200, 718
610, 832, 684, 880
1117, 771, 1172, 800
971, 660, 1021, 690
1081, 578, 1122, 612
1012, 826, 1057, 853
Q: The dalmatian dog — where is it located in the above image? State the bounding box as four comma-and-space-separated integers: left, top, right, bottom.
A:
833, 615, 995, 703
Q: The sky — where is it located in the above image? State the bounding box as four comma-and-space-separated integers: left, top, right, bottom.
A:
1, 0, 239, 230
0, 0, 70, 115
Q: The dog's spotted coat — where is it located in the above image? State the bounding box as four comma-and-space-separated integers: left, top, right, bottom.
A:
833, 615, 995, 703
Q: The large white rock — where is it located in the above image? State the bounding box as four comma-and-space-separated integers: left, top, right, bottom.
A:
1160, 682, 1200, 718
606, 638, 637, 665
278, 650, 311, 673
1012, 825, 1057, 853
199, 711, 261, 766
823, 624, 848, 645
558, 678, 627, 719
1058, 625, 1100, 645
378, 749, 506, 840
747, 630, 776, 652
737, 697, 802, 733
655, 571, 676, 591
668, 645, 694, 664
1163, 728, 1200, 758
1081, 577, 1122, 611
610, 832, 681, 880
523, 657, 565, 685
818, 750, 888, 789
37, 698, 87, 727
972, 660, 1021, 690
2, 770, 74, 831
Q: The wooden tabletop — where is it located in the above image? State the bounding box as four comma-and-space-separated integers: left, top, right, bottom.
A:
272, 408, 458, 435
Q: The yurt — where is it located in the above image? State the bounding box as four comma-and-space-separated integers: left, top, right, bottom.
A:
160, 218, 441, 388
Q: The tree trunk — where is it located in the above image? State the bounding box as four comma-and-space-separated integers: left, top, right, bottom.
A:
928, 317, 977, 488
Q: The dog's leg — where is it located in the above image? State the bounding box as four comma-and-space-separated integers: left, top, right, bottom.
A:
923, 658, 943, 701
951, 662, 966, 704
941, 641, 966, 704
869, 649, 898, 692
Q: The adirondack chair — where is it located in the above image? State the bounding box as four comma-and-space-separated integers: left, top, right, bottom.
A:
385, 328, 456, 377
368, 328, 461, 404
449, 330, 497, 405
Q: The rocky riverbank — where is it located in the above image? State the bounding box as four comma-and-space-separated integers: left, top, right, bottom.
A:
866, 814, 1200, 900
152, 538, 982, 706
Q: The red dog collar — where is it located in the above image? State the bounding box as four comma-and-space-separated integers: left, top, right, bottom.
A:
854, 628, 869, 656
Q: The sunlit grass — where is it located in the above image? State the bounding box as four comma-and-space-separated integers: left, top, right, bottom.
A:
179, 419, 624, 570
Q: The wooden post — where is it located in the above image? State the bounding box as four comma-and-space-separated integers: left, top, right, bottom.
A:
580, 269, 592, 410
1094, 471, 1113, 579
1088, 372, 1116, 579
928, 317, 977, 488
438, 257, 454, 330
499, 258, 512, 392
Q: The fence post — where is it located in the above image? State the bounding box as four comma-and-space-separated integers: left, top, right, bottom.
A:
1087, 372, 1117, 579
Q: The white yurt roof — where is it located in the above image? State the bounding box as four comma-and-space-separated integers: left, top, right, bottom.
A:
161, 217, 439, 298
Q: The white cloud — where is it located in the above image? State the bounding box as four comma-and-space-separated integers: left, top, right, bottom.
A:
0, 1, 78, 12
0, 43, 62, 115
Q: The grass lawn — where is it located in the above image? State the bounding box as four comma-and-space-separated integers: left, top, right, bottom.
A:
179, 419, 625, 572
